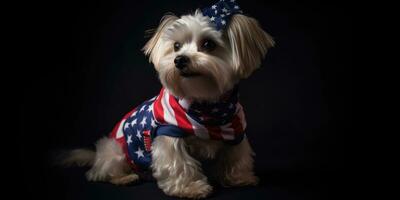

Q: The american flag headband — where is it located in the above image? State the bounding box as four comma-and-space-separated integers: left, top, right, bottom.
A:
201, 0, 243, 31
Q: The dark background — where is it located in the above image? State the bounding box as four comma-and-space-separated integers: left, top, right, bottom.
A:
19, 0, 351, 199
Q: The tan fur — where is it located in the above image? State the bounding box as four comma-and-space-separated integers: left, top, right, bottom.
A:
227, 14, 275, 78
66, 138, 138, 185
143, 14, 179, 67
61, 149, 95, 167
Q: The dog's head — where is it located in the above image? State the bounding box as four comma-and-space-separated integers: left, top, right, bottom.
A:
143, 4, 274, 101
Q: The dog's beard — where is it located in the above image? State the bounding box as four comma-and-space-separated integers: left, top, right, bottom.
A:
158, 53, 236, 101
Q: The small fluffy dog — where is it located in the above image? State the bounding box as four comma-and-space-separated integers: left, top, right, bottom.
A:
63, 0, 274, 198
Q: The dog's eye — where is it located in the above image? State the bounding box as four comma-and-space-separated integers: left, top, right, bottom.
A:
201, 39, 216, 51
174, 42, 181, 52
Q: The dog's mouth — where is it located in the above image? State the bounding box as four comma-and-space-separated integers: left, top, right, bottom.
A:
179, 70, 201, 78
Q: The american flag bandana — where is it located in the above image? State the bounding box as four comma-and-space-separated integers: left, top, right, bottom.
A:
202, 0, 243, 30
109, 87, 247, 172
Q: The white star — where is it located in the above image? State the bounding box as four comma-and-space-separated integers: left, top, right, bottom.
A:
226, 12, 231, 16
130, 118, 137, 126
212, 108, 219, 113
234, 5, 239, 9
220, 14, 225, 17
136, 130, 142, 140
229, 103, 234, 109
135, 147, 144, 158
151, 119, 157, 128
210, 16, 215, 21
124, 122, 130, 130
131, 111, 137, 117
139, 105, 146, 112
215, 10, 218, 14
140, 117, 147, 128
212, 5, 217, 9
147, 104, 153, 113
221, 20, 226, 25
127, 134, 133, 145
222, 8, 228, 13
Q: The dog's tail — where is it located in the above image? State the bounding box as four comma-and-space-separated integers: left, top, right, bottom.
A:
57, 149, 96, 167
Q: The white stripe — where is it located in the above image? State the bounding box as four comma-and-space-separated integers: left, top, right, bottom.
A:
161, 90, 178, 126
220, 122, 235, 140
116, 119, 126, 139
178, 98, 191, 110
149, 96, 157, 101
221, 132, 235, 140
185, 113, 210, 139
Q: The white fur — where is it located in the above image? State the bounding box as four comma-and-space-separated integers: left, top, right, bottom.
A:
63, 10, 274, 199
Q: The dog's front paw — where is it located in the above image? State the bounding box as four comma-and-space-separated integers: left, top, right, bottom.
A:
221, 174, 259, 187
162, 180, 213, 199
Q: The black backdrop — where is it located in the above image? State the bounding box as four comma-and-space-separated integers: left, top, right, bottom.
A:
19, 0, 351, 199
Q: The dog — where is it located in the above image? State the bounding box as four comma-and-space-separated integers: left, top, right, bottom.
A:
62, 0, 274, 198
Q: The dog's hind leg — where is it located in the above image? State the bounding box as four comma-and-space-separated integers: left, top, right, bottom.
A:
85, 137, 139, 185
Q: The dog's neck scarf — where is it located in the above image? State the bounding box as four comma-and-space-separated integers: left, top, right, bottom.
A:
188, 86, 240, 126
202, 0, 243, 30
153, 86, 246, 142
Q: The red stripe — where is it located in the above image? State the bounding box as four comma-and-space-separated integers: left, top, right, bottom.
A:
206, 126, 223, 140
109, 120, 121, 138
231, 115, 244, 135
154, 88, 165, 124
122, 108, 137, 120
168, 95, 194, 134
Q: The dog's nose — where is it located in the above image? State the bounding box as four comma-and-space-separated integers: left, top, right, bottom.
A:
174, 55, 189, 70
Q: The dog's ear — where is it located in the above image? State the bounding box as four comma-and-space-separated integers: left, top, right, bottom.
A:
227, 14, 275, 78
142, 14, 178, 66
